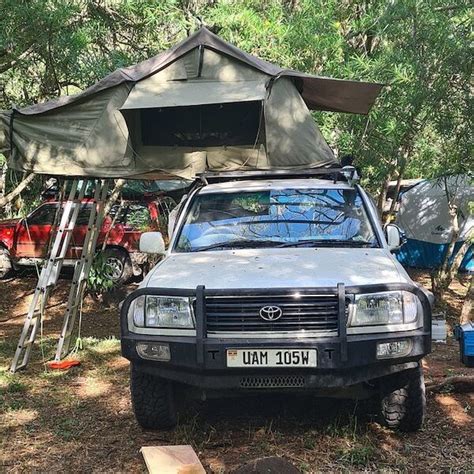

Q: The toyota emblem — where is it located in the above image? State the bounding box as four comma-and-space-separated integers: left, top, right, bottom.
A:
259, 305, 283, 321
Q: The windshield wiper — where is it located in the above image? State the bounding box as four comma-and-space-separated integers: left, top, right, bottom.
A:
277, 239, 376, 248
191, 240, 283, 252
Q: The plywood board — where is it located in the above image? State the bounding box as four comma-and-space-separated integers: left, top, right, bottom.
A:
141, 445, 205, 474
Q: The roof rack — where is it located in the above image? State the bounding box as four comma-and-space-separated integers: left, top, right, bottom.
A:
197, 167, 357, 184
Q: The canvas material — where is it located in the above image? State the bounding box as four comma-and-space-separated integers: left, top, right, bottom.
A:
0, 30, 369, 178
7, 85, 134, 176
396, 238, 473, 271
264, 77, 335, 167
0, 111, 10, 153
396, 175, 474, 245
10, 28, 383, 117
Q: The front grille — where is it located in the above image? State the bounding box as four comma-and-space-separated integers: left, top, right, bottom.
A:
205, 293, 339, 334
240, 375, 306, 389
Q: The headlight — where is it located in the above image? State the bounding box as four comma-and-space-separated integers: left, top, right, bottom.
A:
129, 295, 194, 329
350, 291, 419, 327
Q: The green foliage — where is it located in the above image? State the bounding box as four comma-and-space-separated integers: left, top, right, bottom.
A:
337, 444, 376, 467
0, 0, 472, 201
87, 251, 114, 296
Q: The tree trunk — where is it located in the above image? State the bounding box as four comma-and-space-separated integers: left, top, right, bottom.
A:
385, 170, 402, 223
433, 201, 460, 298
103, 178, 125, 216
100, 179, 126, 251
450, 227, 473, 278
377, 175, 391, 216
0, 162, 6, 201
0, 173, 36, 209
460, 276, 473, 324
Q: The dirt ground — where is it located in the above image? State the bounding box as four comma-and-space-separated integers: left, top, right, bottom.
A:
0, 270, 472, 472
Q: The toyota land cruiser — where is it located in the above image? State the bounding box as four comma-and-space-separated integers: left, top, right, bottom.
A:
120, 169, 432, 432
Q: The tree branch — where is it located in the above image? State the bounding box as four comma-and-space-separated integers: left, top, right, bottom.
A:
0, 173, 36, 208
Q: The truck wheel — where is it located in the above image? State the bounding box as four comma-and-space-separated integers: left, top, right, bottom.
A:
0, 247, 13, 279
130, 365, 177, 430
379, 365, 426, 432
103, 248, 133, 285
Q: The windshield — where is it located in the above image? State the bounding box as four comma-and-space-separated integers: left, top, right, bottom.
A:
175, 188, 379, 252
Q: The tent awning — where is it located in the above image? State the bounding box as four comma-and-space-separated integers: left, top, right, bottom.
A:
121, 79, 267, 110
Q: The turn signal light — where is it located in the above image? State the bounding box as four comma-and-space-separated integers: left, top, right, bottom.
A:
376, 340, 412, 359
136, 342, 171, 361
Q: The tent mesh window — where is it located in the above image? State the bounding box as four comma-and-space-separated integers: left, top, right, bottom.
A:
140, 101, 263, 147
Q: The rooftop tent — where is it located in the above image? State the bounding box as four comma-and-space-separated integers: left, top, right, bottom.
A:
0, 27, 383, 179
395, 175, 474, 272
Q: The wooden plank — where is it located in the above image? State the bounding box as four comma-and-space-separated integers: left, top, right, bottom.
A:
141, 445, 205, 474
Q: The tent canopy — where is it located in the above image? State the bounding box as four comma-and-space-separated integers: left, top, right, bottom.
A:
0, 28, 384, 179
396, 175, 474, 271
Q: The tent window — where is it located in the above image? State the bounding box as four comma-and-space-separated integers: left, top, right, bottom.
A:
140, 101, 262, 147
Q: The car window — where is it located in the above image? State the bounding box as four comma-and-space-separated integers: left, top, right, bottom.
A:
27, 204, 59, 225
175, 188, 379, 252
109, 203, 152, 230
76, 203, 92, 225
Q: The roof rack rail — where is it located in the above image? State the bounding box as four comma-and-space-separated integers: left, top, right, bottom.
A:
197, 167, 358, 184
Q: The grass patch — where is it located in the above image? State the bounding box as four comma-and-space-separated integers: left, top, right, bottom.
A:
325, 413, 361, 439
54, 416, 82, 441
0, 371, 28, 394
337, 444, 377, 467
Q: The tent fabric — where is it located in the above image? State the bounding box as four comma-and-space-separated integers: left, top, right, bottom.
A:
13, 28, 383, 117
6, 85, 133, 177
0, 27, 383, 179
264, 77, 335, 167
121, 48, 269, 109
395, 175, 473, 271
397, 239, 473, 272
0, 111, 10, 154
122, 80, 267, 109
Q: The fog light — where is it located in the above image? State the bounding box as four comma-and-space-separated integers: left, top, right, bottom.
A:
376, 340, 412, 359
136, 343, 171, 361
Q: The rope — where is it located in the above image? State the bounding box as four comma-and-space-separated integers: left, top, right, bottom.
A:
70, 287, 85, 356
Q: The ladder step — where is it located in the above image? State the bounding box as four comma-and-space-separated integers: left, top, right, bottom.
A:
66, 302, 81, 312
11, 179, 111, 371
19, 340, 34, 348
13, 362, 28, 372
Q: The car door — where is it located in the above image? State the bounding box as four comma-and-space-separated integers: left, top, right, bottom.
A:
68, 202, 94, 259
14, 203, 59, 258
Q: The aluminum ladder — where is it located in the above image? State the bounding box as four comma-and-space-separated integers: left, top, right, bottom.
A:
10, 179, 88, 372
54, 179, 109, 361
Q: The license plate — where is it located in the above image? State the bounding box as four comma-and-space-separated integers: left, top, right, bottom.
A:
226, 348, 317, 368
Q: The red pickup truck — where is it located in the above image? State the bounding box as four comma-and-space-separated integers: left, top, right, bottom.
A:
0, 198, 170, 283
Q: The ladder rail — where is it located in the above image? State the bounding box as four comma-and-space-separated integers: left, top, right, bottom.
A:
54, 179, 111, 361
10, 179, 89, 372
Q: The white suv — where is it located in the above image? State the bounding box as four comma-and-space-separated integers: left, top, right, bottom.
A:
120, 169, 432, 431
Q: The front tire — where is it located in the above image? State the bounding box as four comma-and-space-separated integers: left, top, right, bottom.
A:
379, 365, 426, 432
130, 365, 177, 430
103, 247, 133, 285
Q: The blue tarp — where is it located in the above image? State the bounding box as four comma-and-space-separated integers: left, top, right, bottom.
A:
396, 238, 473, 272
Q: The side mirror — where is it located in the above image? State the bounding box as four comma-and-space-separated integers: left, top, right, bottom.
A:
384, 224, 405, 252
139, 232, 165, 255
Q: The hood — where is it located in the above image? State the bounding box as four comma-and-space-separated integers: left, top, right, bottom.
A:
0, 218, 20, 227
143, 248, 411, 290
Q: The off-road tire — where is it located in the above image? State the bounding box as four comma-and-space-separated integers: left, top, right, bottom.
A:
130, 365, 177, 430
103, 247, 133, 285
379, 365, 426, 432
0, 247, 13, 279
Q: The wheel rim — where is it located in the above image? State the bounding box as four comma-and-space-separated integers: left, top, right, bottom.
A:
105, 256, 124, 281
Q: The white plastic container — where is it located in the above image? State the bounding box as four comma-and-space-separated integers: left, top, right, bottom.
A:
432, 316, 447, 343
